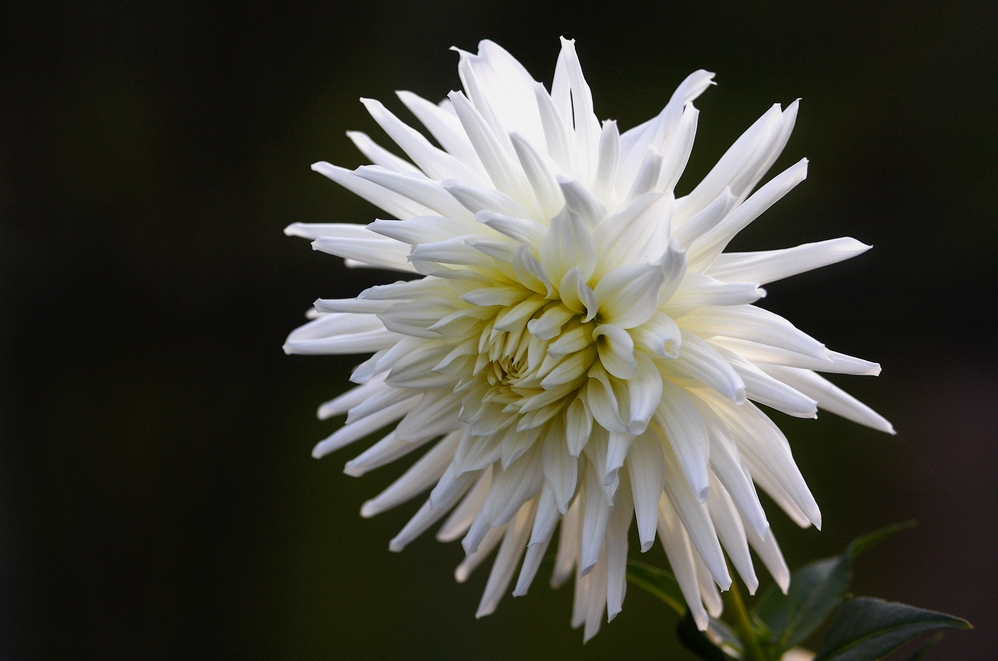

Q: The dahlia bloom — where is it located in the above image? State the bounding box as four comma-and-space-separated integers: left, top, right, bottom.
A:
284, 38, 892, 641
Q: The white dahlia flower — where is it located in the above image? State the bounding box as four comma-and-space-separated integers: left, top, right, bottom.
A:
284, 38, 893, 641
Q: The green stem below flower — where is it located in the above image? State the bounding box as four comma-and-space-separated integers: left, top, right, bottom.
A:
723, 573, 770, 661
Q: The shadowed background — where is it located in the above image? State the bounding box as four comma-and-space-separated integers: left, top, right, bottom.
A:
1, 1, 995, 659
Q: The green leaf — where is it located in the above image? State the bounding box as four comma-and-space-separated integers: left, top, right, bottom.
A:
626, 559, 686, 616
844, 520, 918, 561
676, 610, 732, 661
754, 521, 917, 653
755, 555, 849, 651
894, 634, 944, 661
812, 597, 971, 661
705, 617, 743, 659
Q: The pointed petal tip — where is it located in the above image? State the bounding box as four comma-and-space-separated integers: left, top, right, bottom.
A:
639, 540, 654, 553
281, 343, 293, 355
388, 538, 405, 553
578, 561, 596, 578
474, 605, 495, 619
343, 463, 363, 477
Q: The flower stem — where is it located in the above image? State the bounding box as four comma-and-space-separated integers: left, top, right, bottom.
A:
723, 573, 770, 661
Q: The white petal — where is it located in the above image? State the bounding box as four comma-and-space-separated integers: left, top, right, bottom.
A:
625, 148, 664, 201
477, 210, 545, 247
703, 391, 821, 528
707, 474, 759, 593
761, 365, 894, 433
456, 524, 506, 583
311, 235, 416, 272
679, 305, 828, 360
345, 429, 437, 477
721, 348, 819, 418
631, 310, 682, 359
346, 130, 421, 174
360, 432, 460, 517
581, 547, 608, 642
690, 398, 769, 537
394, 388, 463, 442
558, 175, 607, 228
710, 337, 884, 375
671, 187, 738, 248
585, 365, 627, 433
627, 353, 664, 435
687, 158, 809, 270
514, 488, 559, 596
389, 468, 477, 551
676, 103, 784, 223
707, 237, 872, 285
443, 180, 529, 219
539, 206, 597, 285
397, 90, 485, 175
509, 132, 565, 218
655, 380, 711, 501
534, 81, 573, 174
657, 103, 699, 194
368, 216, 473, 246
316, 374, 387, 420
659, 428, 730, 589
477, 498, 536, 617
628, 431, 666, 551
558, 268, 598, 319
662, 331, 747, 403
313, 297, 394, 315
464, 41, 546, 144
437, 467, 491, 542
564, 396, 593, 457
593, 262, 666, 329
592, 192, 672, 279
542, 433, 579, 513
593, 324, 638, 380
552, 492, 583, 588
605, 472, 633, 621
284, 313, 397, 356
579, 462, 612, 576
591, 120, 620, 203
448, 90, 533, 207
311, 161, 432, 220
559, 37, 601, 183
355, 166, 476, 222
477, 445, 545, 531
656, 493, 710, 630
745, 524, 790, 593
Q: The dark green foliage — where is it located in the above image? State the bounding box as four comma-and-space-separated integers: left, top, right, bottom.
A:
625, 522, 970, 660
755, 521, 918, 653
626, 560, 687, 616
813, 598, 971, 661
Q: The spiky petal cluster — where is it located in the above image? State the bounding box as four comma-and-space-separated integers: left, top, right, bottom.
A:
284, 38, 893, 641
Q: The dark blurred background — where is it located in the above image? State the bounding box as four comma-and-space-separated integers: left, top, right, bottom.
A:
1, 1, 995, 659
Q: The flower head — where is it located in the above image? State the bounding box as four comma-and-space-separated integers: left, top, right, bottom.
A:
284, 38, 893, 641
